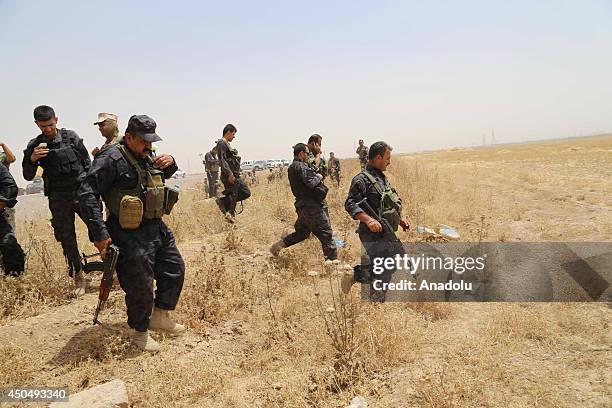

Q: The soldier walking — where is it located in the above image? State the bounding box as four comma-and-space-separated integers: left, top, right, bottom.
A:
0, 161, 25, 277
356, 139, 368, 169
343, 141, 409, 302
270, 143, 337, 260
328, 151, 341, 187
204, 147, 220, 198
215, 124, 251, 222
0, 142, 17, 229
307, 134, 327, 178
78, 115, 186, 352
22, 105, 92, 295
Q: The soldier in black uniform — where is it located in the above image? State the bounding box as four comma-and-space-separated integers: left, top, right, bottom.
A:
22, 105, 91, 295
343, 141, 409, 302
0, 162, 25, 276
215, 124, 251, 222
270, 143, 337, 260
78, 115, 185, 352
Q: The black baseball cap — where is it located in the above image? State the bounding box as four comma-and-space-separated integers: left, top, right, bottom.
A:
126, 115, 162, 142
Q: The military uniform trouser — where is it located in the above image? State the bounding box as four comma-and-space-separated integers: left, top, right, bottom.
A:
220, 177, 251, 216
48, 193, 88, 277
108, 217, 185, 332
4, 208, 15, 230
206, 171, 219, 198
356, 227, 405, 302
0, 210, 25, 276
283, 206, 337, 260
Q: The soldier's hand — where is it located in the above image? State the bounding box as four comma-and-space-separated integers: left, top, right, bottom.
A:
91, 147, 100, 156
31, 146, 49, 162
228, 174, 236, 185
400, 220, 410, 232
94, 238, 113, 260
153, 154, 175, 169
367, 218, 383, 233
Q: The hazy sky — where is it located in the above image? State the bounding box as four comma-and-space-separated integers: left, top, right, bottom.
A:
1, 0, 611, 186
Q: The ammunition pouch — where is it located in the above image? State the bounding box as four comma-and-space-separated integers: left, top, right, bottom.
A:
105, 145, 172, 227
142, 171, 165, 219
163, 186, 180, 215
118, 195, 143, 229
363, 170, 402, 231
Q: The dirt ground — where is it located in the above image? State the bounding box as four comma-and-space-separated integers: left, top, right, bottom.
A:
1, 135, 610, 407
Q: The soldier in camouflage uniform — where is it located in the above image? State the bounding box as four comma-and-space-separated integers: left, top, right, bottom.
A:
0, 161, 25, 276
204, 147, 220, 198
307, 134, 327, 178
356, 139, 368, 169
91, 112, 120, 157
0, 142, 17, 229
78, 115, 185, 352
22, 105, 91, 295
328, 152, 341, 187
215, 124, 251, 222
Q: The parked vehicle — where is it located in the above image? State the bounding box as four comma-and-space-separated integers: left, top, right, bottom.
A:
266, 159, 284, 169
241, 160, 255, 171
253, 160, 266, 171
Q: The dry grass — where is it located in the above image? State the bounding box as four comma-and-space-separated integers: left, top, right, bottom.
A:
0, 135, 610, 406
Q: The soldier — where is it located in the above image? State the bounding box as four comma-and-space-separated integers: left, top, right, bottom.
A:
22, 105, 92, 295
328, 151, 341, 187
0, 142, 17, 229
342, 141, 409, 302
0, 161, 25, 277
215, 124, 251, 222
270, 143, 337, 260
307, 134, 327, 178
78, 115, 185, 352
356, 139, 368, 169
91, 112, 120, 157
204, 147, 220, 198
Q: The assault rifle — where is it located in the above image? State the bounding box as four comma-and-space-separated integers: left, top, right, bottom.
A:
80, 245, 120, 325
357, 197, 401, 243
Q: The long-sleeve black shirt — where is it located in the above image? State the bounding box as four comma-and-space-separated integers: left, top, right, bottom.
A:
216, 138, 234, 180
77, 142, 178, 241
288, 158, 325, 209
345, 164, 397, 232
0, 162, 18, 208
22, 129, 90, 181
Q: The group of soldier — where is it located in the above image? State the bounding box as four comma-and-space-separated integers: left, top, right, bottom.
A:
268, 135, 408, 301
0, 106, 185, 351
0, 105, 408, 352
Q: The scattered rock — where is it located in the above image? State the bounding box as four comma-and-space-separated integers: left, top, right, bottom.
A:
49, 379, 128, 408
346, 395, 368, 408
272, 382, 282, 390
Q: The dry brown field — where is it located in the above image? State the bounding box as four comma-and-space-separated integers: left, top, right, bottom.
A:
1, 135, 610, 407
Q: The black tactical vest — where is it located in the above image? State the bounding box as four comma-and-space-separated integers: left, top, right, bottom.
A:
40, 129, 85, 193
